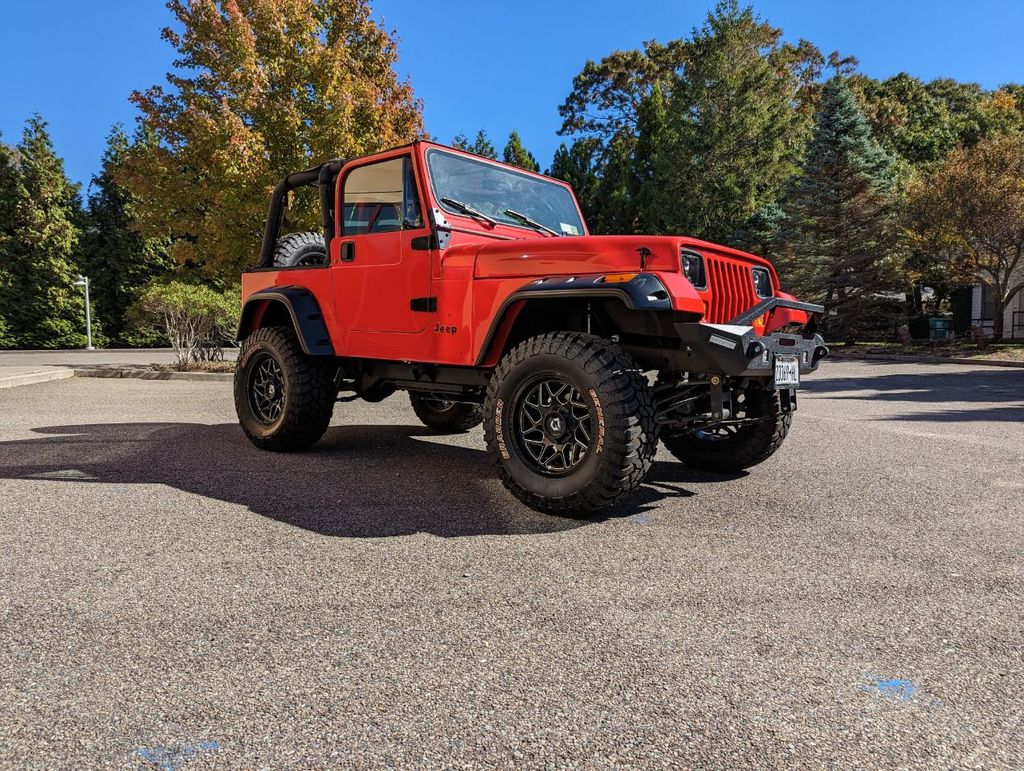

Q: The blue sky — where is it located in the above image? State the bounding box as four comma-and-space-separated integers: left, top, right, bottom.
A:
1, 0, 1022, 188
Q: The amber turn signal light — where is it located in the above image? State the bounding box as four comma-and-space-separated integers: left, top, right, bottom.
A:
601, 273, 639, 284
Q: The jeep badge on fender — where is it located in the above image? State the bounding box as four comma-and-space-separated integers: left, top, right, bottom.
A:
234, 141, 828, 517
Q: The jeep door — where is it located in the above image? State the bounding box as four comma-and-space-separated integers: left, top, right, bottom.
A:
331, 154, 432, 334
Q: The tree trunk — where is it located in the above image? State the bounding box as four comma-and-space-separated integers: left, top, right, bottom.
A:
992, 299, 1005, 342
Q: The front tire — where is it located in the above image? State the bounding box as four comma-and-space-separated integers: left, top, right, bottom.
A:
661, 384, 791, 472
483, 332, 658, 517
234, 326, 337, 451
409, 393, 483, 433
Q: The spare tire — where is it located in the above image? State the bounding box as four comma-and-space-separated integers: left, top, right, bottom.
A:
273, 232, 327, 268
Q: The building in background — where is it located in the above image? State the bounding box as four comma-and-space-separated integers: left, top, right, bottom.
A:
968, 267, 1024, 339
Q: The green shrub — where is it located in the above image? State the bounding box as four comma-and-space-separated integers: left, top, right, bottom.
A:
132, 281, 239, 369
0, 314, 13, 349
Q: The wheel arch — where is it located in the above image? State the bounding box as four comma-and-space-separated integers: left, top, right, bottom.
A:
475, 276, 684, 368
237, 286, 334, 356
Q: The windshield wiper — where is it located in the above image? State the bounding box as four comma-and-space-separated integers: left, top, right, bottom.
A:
503, 209, 562, 237
440, 197, 497, 226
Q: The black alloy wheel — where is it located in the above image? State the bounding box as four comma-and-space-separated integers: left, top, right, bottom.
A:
512, 376, 594, 476
247, 352, 285, 424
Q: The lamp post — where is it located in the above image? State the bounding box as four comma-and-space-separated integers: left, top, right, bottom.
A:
73, 275, 95, 351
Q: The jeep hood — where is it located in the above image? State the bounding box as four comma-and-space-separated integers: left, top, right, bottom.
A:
466, 234, 772, 280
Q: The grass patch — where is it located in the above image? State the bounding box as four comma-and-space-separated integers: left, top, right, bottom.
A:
150, 360, 236, 373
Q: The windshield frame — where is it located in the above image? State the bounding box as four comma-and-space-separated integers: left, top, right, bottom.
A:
424, 147, 588, 237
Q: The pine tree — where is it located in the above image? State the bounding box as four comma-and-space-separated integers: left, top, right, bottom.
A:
779, 77, 905, 340
652, 1, 813, 243
549, 139, 600, 226
592, 132, 637, 234
1, 116, 88, 349
80, 126, 174, 346
452, 130, 497, 159
502, 131, 540, 171
0, 138, 19, 347
631, 82, 667, 233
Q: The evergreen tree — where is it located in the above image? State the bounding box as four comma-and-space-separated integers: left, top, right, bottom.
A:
557, 39, 688, 141
779, 77, 905, 340
592, 132, 637, 234
732, 202, 785, 258
548, 139, 601, 226
80, 126, 174, 346
451, 130, 497, 159
502, 131, 540, 171
0, 138, 19, 347
1, 116, 88, 348
652, 1, 814, 243
631, 82, 668, 233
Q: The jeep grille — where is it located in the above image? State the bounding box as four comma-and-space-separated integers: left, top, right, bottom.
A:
700, 253, 760, 324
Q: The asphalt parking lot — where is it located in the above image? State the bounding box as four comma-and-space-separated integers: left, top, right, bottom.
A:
0, 360, 1021, 769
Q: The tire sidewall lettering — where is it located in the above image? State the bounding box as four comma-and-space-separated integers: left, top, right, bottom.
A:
494, 398, 510, 460
588, 388, 605, 455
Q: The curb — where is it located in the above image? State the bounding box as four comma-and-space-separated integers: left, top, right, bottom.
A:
828, 352, 1024, 369
0, 369, 76, 389
73, 367, 234, 382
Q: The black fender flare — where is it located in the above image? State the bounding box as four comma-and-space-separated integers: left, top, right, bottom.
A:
237, 286, 334, 356
475, 273, 672, 366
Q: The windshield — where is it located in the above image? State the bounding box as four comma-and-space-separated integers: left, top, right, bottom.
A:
426, 149, 585, 236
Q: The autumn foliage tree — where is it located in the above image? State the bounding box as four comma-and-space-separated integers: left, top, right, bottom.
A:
906, 133, 1024, 340
118, 0, 423, 279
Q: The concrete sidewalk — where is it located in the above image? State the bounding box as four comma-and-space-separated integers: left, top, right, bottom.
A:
0, 349, 237, 389
0, 367, 75, 389
0, 348, 237, 368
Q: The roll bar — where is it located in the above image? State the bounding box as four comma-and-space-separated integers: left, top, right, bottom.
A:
256, 158, 346, 268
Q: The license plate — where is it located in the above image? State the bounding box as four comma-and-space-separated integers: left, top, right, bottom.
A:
773, 356, 800, 388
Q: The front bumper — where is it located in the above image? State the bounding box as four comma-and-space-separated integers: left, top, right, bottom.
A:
672, 322, 829, 378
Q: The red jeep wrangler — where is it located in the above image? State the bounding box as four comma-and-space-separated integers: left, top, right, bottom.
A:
235, 141, 827, 516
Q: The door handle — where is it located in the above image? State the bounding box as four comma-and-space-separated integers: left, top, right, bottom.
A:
339, 241, 356, 262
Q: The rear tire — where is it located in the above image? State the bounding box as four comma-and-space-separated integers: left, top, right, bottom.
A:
483, 332, 658, 517
409, 393, 483, 433
660, 384, 790, 472
234, 325, 337, 451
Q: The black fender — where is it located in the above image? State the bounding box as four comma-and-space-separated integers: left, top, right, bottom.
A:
237, 286, 334, 356
475, 273, 673, 365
